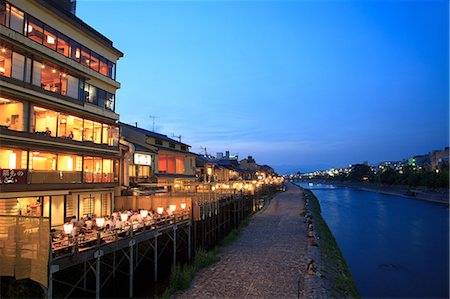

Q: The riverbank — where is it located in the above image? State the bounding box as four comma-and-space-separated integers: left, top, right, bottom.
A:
297, 184, 360, 298
299, 179, 449, 206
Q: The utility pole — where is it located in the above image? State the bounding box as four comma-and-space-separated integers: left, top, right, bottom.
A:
149, 115, 159, 131
200, 146, 207, 156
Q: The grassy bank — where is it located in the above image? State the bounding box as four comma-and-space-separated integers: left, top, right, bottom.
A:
161, 217, 252, 298
303, 188, 360, 298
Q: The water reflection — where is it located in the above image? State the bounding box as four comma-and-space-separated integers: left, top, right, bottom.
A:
296, 181, 449, 298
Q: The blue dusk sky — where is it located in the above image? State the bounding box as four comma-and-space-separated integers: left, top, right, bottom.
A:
77, 0, 449, 174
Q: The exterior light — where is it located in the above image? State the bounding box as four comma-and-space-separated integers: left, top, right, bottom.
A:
63, 223, 73, 234
140, 209, 148, 218
181, 203, 186, 210
120, 213, 128, 222
96, 217, 105, 228
1, 48, 6, 53
170, 204, 176, 212
157, 207, 164, 215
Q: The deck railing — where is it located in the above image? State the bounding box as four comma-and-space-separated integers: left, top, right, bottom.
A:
51, 210, 191, 258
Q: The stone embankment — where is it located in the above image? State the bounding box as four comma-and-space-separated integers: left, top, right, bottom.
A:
174, 182, 356, 298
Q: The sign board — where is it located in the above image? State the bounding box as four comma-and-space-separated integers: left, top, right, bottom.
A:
134, 153, 151, 166
0, 169, 27, 184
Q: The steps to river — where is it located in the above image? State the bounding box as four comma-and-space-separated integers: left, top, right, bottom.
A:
174, 182, 332, 298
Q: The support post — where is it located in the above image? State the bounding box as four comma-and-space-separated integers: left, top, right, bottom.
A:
94, 250, 103, 299
154, 235, 158, 281
173, 226, 177, 266
188, 223, 192, 260
48, 269, 53, 299
129, 240, 135, 298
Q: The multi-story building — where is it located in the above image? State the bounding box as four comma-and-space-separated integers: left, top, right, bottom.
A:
119, 122, 197, 189
0, 0, 122, 236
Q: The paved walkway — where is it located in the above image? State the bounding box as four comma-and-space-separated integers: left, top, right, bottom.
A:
174, 182, 312, 298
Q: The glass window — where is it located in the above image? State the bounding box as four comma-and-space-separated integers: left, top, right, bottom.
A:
24, 57, 31, 83
29, 151, 56, 170
57, 32, 70, 57
0, 1, 7, 27
102, 124, 111, 145
97, 88, 106, 109
43, 25, 57, 50
11, 52, 24, 80
0, 47, 12, 77
176, 156, 185, 174
102, 159, 113, 182
93, 157, 102, 182
105, 92, 115, 111
0, 148, 27, 169
83, 119, 94, 142
33, 106, 57, 137
9, 5, 23, 33
0, 98, 24, 131
80, 46, 90, 67
57, 154, 81, 171
66, 115, 83, 141
84, 83, 97, 104
70, 40, 80, 62
159, 154, 167, 173
40, 65, 67, 95
101, 125, 119, 146
80, 194, 94, 216
66, 75, 79, 99
107, 61, 115, 79
99, 56, 108, 76
18, 197, 43, 217
27, 16, 43, 44
84, 157, 93, 183
57, 113, 69, 138
112, 126, 119, 146
93, 122, 102, 144
90, 52, 99, 72
31, 60, 42, 86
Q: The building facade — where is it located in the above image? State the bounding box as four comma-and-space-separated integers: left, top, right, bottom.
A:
119, 122, 196, 190
0, 0, 122, 227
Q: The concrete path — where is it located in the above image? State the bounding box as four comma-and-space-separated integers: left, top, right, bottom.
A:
174, 182, 311, 298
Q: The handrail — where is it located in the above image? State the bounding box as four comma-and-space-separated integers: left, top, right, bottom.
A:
51, 210, 191, 258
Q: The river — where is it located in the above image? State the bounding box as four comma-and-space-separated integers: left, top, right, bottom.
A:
295, 181, 449, 298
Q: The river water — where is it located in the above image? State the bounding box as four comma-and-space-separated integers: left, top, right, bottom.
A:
295, 182, 449, 298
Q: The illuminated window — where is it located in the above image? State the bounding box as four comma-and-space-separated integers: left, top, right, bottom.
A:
40, 65, 68, 95
29, 151, 56, 171
158, 154, 167, 173
176, 156, 185, 174
0, 148, 27, 169
56, 32, 70, 57
0, 47, 12, 77
93, 122, 102, 144
102, 159, 113, 182
99, 57, 108, 76
69, 40, 81, 62
33, 106, 57, 137
80, 46, 90, 67
83, 119, 94, 142
84, 157, 94, 183
90, 52, 99, 72
66, 115, 83, 141
57, 154, 81, 172
0, 97, 24, 131
43, 25, 57, 51
26, 16, 43, 44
